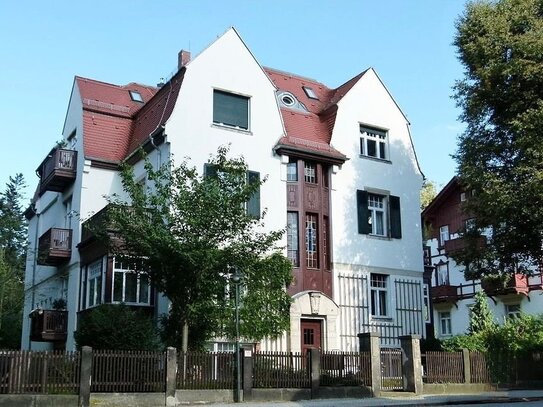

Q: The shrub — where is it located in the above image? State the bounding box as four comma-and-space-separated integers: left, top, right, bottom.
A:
74, 304, 161, 350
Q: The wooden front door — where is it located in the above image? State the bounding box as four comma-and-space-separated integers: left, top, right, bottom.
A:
301, 319, 322, 353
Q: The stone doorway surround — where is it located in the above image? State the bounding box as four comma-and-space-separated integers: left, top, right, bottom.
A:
290, 290, 340, 353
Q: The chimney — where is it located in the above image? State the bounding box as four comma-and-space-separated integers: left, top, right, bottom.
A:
178, 50, 191, 70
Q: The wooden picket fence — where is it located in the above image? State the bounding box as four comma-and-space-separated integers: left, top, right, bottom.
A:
423, 351, 464, 383
176, 351, 234, 389
320, 351, 371, 386
0, 350, 80, 394
253, 351, 310, 388
91, 350, 165, 392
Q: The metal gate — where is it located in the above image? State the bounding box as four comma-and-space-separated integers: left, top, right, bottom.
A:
380, 348, 403, 390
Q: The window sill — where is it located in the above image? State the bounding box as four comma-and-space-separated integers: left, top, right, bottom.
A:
371, 316, 393, 321
358, 155, 392, 164
367, 234, 392, 241
211, 123, 253, 135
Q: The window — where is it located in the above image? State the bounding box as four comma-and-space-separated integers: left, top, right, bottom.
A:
356, 190, 402, 238
322, 166, 330, 188
246, 171, 260, 218
465, 218, 476, 233
370, 273, 388, 317
439, 311, 452, 336
323, 216, 330, 270
83, 259, 103, 309
302, 86, 319, 100
112, 258, 150, 305
304, 162, 317, 184
287, 212, 299, 267
423, 284, 430, 323
213, 90, 249, 130
129, 90, 143, 103
439, 225, 450, 246
360, 125, 388, 160
287, 158, 298, 182
368, 194, 386, 236
305, 214, 318, 268
460, 192, 467, 202
506, 303, 521, 319
436, 262, 449, 285
204, 164, 260, 218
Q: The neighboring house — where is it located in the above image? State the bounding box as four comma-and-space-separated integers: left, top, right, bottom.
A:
22, 27, 425, 352
422, 177, 543, 339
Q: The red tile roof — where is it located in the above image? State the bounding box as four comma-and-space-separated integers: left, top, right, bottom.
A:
74, 65, 364, 165
264, 67, 367, 161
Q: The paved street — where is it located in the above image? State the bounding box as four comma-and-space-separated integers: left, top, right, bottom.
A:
183, 390, 543, 407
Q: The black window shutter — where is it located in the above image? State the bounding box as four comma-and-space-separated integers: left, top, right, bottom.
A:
390, 195, 402, 239
213, 90, 249, 130
247, 171, 260, 218
357, 190, 370, 234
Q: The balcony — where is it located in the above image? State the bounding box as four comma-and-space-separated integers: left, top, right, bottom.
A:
481, 273, 529, 296
444, 235, 486, 254
37, 148, 77, 195
431, 284, 458, 303
38, 227, 72, 265
29, 309, 68, 342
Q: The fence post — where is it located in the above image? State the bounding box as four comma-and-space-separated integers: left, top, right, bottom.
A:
165, 347, 177, 406
242, 348, 253, 400
79, 346, 92, 407
308, 348, 320, 399
399, 335, 422, 394
462, 348, 471, 384
358, 332, 381, 397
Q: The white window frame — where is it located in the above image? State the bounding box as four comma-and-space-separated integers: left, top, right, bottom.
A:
360, 125, 388, 160
212, 89, 250, 131
423, 284, 431, 323
505, 303, 521, 319
86, 259, 103, 308
436, 262, 450, 286
439, 311, 452, 336
370, 273, 389, 318
112, 258, 151, 306
304, 162, 317, 184
439, 225, 450, 246
368, 193, 387, 236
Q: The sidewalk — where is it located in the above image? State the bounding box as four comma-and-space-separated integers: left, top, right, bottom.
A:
181, 390, 543, 406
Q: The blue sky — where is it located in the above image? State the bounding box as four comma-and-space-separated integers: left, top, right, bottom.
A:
0, 1, 466, 200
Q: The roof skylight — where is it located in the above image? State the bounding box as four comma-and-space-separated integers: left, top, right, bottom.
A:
302, 86, 319, 100
129, 90, 143, 103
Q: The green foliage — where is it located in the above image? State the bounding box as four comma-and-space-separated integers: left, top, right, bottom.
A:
0, 174, 26, 349
453, 0, 543, 277
74, 304, 161, 350
98, 146, 292, 349
468, 291, 495, 334
420, 179, 437, 211
442, 332, 486, 352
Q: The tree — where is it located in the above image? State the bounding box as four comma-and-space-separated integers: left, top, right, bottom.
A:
468, 290, 494, 334
0, 174, 27, 276
0, 174, 26, 349
74, 304, 161, 350
453, 0, 543, 277
420, 179, 437, 211
96, 147, 292, 350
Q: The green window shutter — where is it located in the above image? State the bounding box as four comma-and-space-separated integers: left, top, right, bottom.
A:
204, 163, 217, 177
213, 90, 249, 130
357, 190, 370, 234
247, 171, 260, 218
390, 195, 402, 239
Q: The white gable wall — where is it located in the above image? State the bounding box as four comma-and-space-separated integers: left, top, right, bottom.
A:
165, 29, 286, 239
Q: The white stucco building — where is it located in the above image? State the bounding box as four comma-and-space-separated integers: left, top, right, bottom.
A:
22, 28, 426, 352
